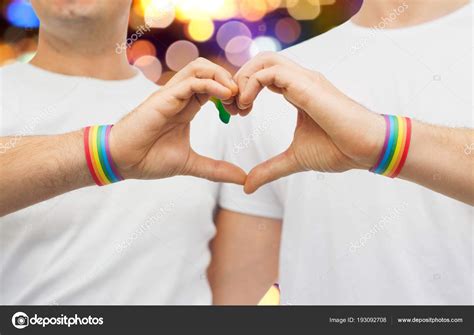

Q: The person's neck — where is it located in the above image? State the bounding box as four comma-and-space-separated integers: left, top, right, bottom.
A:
30, 26, 136, 80
352, 0, 470, 29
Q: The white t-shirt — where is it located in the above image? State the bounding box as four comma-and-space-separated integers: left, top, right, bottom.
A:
0, 62, 228, 305
220, 3, 473, 304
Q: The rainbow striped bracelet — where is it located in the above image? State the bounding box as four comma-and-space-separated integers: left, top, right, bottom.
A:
83, 125, 123, 186
370, 115, 412, 178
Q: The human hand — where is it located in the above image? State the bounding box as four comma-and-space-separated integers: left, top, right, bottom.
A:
109, 58, 246, 185
225, 52, 385, 193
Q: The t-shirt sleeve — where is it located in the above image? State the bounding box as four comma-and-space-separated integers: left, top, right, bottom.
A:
218, 105, 285, 220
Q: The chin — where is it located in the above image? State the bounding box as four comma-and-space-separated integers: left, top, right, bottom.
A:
53, 0, 102, 19
32, 0, 108, 22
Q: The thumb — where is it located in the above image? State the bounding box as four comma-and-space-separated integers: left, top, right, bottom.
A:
244, 146, 302, 194
184, 150, 247, 185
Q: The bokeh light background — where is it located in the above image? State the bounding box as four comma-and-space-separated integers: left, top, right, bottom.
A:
0, 0, 362, 305
1, 0, 362, 84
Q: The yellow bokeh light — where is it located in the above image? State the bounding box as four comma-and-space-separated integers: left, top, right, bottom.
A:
145, 0, 176, 28
175, 0, 225, 21
286, 0, 330, 7
239, 0, 268, 22
266, 0, 283, 11
212, 0, 239, 20
133, 0, 152, 17
238, 0, 281, 22
175, 0, 204, 21
258, 285, 280, 305
0, 43, 16, 65
287, 0, 321, 20
187, 17, 215, 42
319, 0, 336, 5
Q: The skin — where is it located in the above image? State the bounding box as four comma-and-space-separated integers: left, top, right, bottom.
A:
0, 58, 245, 217
208, 211, 282, 305
352, 0, 471, 29
30, 0, 136, 79
228, 53, 474, 204
209, 0, 473, 305
0, 1, 245, 217
2, 0, 471, 304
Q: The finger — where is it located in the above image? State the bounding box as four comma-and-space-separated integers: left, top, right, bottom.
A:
244, 146, 302, 194
167, 58, 238, 95
232, 53, 277, 111
222, 100, 253, 116
238, 65, 289, 107
220, 102, 238, 116
227, 99, 253, 116
171, 78, 233, 103
234, 52, 293, 95
220, 97, 241, 116
221, 97, 234, 105
184, 150, 247, 185
234, 52, 284, 84
237, 104, 253, 117
233, 53, 299, 112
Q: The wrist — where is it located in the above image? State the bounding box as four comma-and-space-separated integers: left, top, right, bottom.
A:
368, 115, 413, 178
359, 113, 387, 170
66, 130, 96, 188
83, 125, 125, 186
109, 124, 142, 180
341, 109, 386, 171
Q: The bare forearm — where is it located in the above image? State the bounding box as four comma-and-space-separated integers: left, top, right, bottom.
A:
399, 121, 474, 205
208, 210, 281, 305
0, 130, 93, 216
232, 53, 474, 207
0, 60, 246, 217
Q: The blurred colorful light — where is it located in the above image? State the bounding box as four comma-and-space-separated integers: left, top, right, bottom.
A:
0, 0, 352, 91
287, 0, 321, 20
225, 35, 252, 67
144, 0, 175, 28
239, 0, 268, 22
187, 17, 215, 42
211, 0, 239, 20
165, 40, 199, 71
258, 285, 280, 305
127, 40, 157, 64
0, 43, 16, 65
275, 17, 301, 44
250, 36, 281, 57
134, 55, 162, 82
175, 0, 232, 21
6, 0, 40, 28
216, 21, 252, 50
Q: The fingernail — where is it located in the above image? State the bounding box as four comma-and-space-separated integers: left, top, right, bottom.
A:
228, 78, 237, 88
237, 101, 250, 110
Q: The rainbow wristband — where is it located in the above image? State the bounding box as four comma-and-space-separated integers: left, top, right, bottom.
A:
370, 115, 412, 178
83, 125, 123, 186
